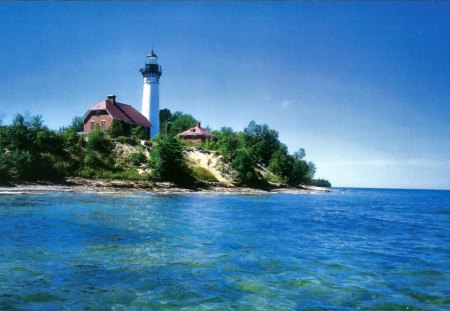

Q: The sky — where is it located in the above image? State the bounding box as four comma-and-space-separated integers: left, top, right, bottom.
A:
1, 2, 449, 190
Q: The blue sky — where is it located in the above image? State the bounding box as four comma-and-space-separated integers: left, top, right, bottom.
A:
1, 2, 449, 189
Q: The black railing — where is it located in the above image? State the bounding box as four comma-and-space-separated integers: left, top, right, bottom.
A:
140, 64, 162, 76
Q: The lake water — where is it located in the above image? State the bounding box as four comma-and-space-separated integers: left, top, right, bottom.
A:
1, 189, 449, 310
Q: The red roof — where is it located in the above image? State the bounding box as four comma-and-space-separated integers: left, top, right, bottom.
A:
84, 98, 151, 128
178, 123, 216, 138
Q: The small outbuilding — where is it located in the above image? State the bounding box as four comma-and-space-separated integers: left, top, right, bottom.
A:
83, 95, 151, 137
177, 123, 218, 143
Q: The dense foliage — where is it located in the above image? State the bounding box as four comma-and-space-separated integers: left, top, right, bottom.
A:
201, 120, 328, 186
80, 129, 115, 177
0, 114, 66, 183
149, 135, 194, 185
107, 119, 127, 138
310, 178, 332, 187
0, 114, 144, 184
131, 125, 147, 140
0, 111, 330, 188
108, 119, 148, 141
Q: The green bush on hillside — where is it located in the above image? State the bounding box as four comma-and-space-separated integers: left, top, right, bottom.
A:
129, 150, 147, 166
0, 114, 65, 182
83, 129, 115, 170
232, 147, 257, 185
191, 166, 218, 182
209, 121, 317, 186
149, 135, 194, 185
132, 125, 147, 140
108, 119, 127, 138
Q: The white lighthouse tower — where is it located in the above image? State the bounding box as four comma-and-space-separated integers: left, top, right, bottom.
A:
140, 50, 162, 138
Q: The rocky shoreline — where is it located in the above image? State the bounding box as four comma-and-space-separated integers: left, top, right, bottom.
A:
0, 177, 332, 195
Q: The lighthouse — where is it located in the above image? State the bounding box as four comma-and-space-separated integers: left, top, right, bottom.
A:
140, 50, 162, 138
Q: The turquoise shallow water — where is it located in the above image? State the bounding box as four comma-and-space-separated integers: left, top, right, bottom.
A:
0, 189, 449, 310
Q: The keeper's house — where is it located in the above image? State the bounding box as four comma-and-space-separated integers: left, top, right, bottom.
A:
83, 95, 151, 136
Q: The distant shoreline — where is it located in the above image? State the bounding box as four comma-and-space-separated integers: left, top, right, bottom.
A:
0, 177, 332, 195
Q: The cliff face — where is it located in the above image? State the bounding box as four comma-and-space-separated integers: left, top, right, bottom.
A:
183, 147, 236, 185
110, 142, 236, 185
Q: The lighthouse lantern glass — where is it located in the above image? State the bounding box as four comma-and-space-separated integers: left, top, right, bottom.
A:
147, 56, 158, 65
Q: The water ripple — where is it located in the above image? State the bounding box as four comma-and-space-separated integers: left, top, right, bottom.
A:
0, 189, 449, 309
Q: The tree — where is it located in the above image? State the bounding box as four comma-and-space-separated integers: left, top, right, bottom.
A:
132, 125, 147, 140
69, 116, 84, 132
214, 127, 241, 161
83, 129, 114, 171
0, 152, 9, 183
311, 179, 332, 187
268, 144, 293, 180
243, 121, 281, 166
169, 113, 198, 136
0, 113, 65, 181
61, 129, 84, 174
108, 119, 127, 138
158, 109, 199, 137
160, 108, 172, 124
159, 108, 172, 135
294, 148, 306, 160
149, 135, 194, 185
307, 161, 316, 181
28, 114, 44, 130
232, 147, 257, 185
288, 158, 310, 186
273, 149, 316, 186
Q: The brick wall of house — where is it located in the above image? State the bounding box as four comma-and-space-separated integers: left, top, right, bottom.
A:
83, 110, 114, 133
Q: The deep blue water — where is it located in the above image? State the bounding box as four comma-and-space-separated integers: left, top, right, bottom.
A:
0, 188, 449, 310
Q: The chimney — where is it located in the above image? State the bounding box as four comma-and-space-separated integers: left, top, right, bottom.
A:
107, 94, 116, 104
196, 122, 201, 128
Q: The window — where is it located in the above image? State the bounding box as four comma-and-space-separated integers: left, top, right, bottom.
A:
101, 120, 106, 130
96, 111, 100, 117
90, 121, 95, 130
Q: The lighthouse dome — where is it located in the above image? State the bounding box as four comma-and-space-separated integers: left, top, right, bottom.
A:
146, 50, 158, 64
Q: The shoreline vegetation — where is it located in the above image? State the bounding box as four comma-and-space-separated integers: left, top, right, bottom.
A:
0, 111, 331, 191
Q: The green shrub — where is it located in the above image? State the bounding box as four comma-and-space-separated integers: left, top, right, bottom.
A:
84, 130, 114, 170
191, 166, 218, 182
311, 179, 332, 187
0, 114, 66, 181
149, 135, 194, 185
263, 172, 284, 184
108, 119, 127, 138
129, 151, 146, 166
232, 147, 257, 185
119, 169, 147, 180
114, 136, 137, 146
132, 125, 148, 140
78, 167, 95, 178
